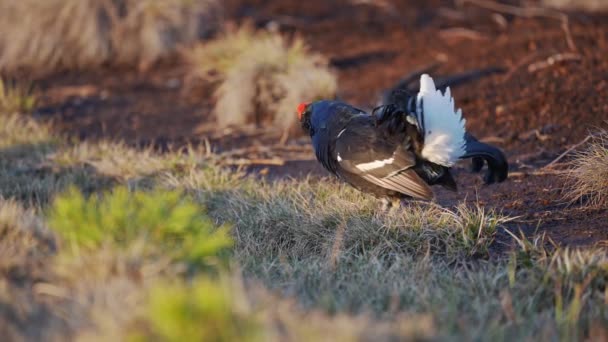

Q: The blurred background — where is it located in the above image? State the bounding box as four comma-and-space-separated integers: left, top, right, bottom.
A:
1, 0, 606, 161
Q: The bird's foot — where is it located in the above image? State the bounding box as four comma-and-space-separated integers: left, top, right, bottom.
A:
379, 198, 406, 214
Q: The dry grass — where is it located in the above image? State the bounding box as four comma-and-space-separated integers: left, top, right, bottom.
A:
563, 130, 608, 208
45, 247, 159, 340
168, 161, 507, 263
0, 199, 55, 276
0, 199, 60, 341
187, 26, 337, 134
0, 113, 68, 207
0, 80, 45, 150
0, 114, 53, 151
0, 78, 36, 114
0, 0, 223, 76
248, 285, 437, 341
166, 163, 608, 340
50, 141, 171, 180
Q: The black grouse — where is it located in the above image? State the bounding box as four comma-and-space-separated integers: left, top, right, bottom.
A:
297, 74, 508, 203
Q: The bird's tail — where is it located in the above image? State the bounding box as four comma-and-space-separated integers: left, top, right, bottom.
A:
460, 133, 508, 184
416, 74, 467, 167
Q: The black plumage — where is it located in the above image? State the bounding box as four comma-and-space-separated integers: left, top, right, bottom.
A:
298, 90, 508, 202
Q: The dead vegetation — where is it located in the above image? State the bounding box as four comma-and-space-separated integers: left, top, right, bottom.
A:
563, 130, 608, 208
0, 0, 223, 76
186, 26, 337, 135
0, 199, 55, 276
0, 199, 58, 341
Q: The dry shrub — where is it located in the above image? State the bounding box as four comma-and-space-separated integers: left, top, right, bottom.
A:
563, 130, 608, 208
0, 0, 222, 76
542, 0, 608, 11
186, 26, 270, 81
188, 27, 337, 134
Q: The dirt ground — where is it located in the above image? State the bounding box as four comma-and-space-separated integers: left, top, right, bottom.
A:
35, 0, 608, 248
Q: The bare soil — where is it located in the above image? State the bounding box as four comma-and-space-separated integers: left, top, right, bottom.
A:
34, 0, 608, 248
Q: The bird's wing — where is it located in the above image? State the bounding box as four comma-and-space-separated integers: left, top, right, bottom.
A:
334, 125, 433, 200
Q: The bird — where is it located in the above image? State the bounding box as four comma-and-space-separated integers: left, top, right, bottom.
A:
297, 74, 508, 207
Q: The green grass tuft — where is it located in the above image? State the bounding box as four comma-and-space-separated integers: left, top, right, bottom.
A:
48, 186, 232, 268
132, 276, 260, 342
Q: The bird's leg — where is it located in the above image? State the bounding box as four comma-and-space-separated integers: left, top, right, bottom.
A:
380, 198, 392, 212
379, 198, 402, 214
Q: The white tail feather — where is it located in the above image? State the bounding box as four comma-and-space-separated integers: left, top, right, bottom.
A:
416, 74, 466, 167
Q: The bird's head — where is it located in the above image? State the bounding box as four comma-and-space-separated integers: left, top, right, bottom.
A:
297, 102, 313, 134
298, 100, 355, 137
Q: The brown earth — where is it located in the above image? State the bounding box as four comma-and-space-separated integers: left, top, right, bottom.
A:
34, 0, 608, 248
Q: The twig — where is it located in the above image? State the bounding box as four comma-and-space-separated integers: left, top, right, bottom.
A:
501, 51, 542, 83
221, 158, 286, 166
509, 169, 568, 177
218, 144, 311, 157
527, 52, 582, 73
350, 0, 396, 13
439, 27, 489, 42
491, 13, 508, 30
543, 135, 592, 169
517, 147, 547, 164
457, 0, 578, 51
